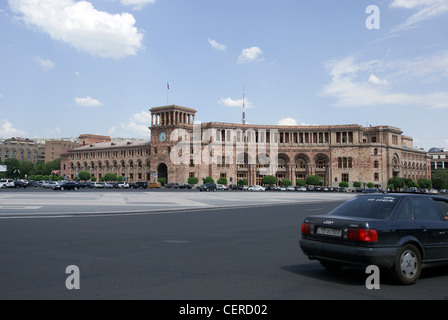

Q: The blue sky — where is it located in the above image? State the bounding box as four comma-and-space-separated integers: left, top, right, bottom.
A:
0, 0, 447, 151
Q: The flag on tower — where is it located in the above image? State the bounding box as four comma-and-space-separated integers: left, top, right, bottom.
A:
167, 82, 170, 90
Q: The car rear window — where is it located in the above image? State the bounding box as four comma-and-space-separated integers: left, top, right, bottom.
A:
328, 195, 399, 219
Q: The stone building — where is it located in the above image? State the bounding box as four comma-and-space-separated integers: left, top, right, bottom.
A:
0, 137, 45, 163
61, 105, 430, 188
44, 140, 79, 163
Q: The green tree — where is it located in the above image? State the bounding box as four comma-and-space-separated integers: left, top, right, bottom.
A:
203, 176, 214, 184
367, 182, 375, 188
417, 178, 432, 189
217, 177, 228, 185
5, 158, 20, 178
353, 181, 362, 188
103, 173, 117, 181
388, 177, 404, 191
78, 171, 91, 181
158, 177, 166, 185
432, 170, 448, 190
282, 179, 292, 187
91, 176, 97, 182
296, 179, 306, 187
305, 175, 322, 186
238, 178, 248, 186
19, 160, 34, 178
339, 181, 349, 188
261, 175, 278, 186
188, 177, 199, 185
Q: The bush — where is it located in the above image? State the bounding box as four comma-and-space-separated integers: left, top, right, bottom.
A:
203, 176, 214, 184
158, 178, 166, 185
261, 175, 278, 185
238, 179, 248, 186
188, 177, 199, 185
78, 171, 91, 181
339, 181, 349, 188
217, 177, 228, 185
305, 175, 323, 186
282, 179, 292, 187
296, 179, 306, 187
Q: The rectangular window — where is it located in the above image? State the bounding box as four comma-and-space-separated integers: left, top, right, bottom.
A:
342, 174, 349, 182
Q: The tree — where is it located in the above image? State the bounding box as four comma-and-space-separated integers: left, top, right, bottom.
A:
261, 175, 278, 186
417, 178, 431, 189
432, 170, 448, 190
388, 177, 404, 191
305, 175, 322, 186
5, 158, 20, 178
217, 177, 228, 185
296, 179, 306, 187
78, 171, 91, 181
339, 181, 349, 188
203, 176, 214, 184
367, 182, 375, 188
188, 177, 199, 185
353, 181, 361, 188
282, 179, 292, 187
103, 173, 117, 181
158, 177, 166, 185
238, 178, 248, 186
91, 176, 97, 182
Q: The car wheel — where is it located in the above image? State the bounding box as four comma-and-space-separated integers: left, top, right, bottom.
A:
61, 187, 65, 191
390, 244, 422, 285
74, 187, 78, 191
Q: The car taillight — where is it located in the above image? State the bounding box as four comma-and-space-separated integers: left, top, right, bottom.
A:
345, 228, 378, 242
301, 222, 311, 235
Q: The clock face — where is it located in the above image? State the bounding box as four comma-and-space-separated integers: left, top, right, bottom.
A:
159, 132, 167, 142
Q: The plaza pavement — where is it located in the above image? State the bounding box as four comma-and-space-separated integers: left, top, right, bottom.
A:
0, 190, 356, 218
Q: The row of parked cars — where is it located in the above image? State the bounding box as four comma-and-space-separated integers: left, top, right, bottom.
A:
197, 183, 350, 192
0, 179, 161, 190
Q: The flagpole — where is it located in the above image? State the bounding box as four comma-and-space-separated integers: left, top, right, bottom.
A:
166, 82, 169, 105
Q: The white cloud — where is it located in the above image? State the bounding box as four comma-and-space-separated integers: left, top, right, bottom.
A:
277, 118, 298, 126
120, 111, 150, 137
368, 74, 389, 85
237, 46, 264, 64
321, 52, 448, 109
120, 0, 156, 11
75, 97, 103, 107
219, 97, 255, 109
0, 120, 27, 137
34, 56, 55, 71
389, 0, 448, 33
9, 0, 144, 59
207, 38, 227, 51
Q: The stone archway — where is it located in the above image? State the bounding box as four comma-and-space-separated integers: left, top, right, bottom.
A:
157, 163, 168, 183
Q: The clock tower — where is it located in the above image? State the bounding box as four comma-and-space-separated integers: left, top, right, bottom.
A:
149, 105, 197, 183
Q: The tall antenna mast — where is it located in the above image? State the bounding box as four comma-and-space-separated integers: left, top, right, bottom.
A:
242, 87, 246, 125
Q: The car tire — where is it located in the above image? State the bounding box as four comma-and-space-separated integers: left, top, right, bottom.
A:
74, 187, 78, 191
61, 187, 65, 191
390, 244, 422, 285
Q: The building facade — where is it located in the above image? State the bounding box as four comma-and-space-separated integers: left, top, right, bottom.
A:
428, 148, 448, 171
0, 137, 45, 163
61, 105, 430, 188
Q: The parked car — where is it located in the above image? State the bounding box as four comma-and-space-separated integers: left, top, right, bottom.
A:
13, 180, 29, 188
216, 184, 227, 190
300, 193, 448, 285
248, 185, 265, 191
362, 188, 381, 194
178, 183, 192, 189
134, 181, 148, 189
78, 182, 93, 188
0, 179, 15, 188
52, 181, 79, 191
117, 182, 130, 188
166, 183, 179, 189
42, 181, 59, 189
93, 182, 104, 188
294, 186, 307, 192
198, 183, 217, 192
231, 184, 244, 190
147, 182, 161, 188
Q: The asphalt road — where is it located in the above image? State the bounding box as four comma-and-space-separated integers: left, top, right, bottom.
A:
2, 196, 448, 302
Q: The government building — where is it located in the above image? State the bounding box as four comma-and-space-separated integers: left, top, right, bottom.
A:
60, 105, 430, 189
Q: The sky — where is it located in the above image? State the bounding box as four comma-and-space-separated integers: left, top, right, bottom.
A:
0, 0, 447, 151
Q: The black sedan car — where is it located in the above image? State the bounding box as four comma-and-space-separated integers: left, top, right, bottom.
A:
300, 193, 448, 285
52, 181, 79, 191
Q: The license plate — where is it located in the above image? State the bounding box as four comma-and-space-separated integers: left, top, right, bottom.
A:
316, 227, 342, 237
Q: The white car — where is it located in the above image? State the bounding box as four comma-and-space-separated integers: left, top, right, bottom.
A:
0, 179, 15, 188
248, 185, 265, 191
117, 182, 129, 188
216, 184, 227, 190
